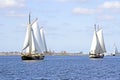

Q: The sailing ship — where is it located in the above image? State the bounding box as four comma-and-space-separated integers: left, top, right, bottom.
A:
111, 44, 118, 56
89, 24, 106, 58
21, 14, 47, 60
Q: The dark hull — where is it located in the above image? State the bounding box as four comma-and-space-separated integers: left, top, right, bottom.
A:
89, 53, 104, 58
21, 54, 44, 60
112, 54, 115, 56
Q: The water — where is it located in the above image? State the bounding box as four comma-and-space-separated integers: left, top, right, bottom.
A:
0, 55, 120, 80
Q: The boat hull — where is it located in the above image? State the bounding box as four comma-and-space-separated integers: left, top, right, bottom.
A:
89, 53, 104, 58
111, 54, 115, 56
21, 54, 44, 60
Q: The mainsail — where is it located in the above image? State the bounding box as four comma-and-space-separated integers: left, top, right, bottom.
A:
97, 29, 106, 53
90, 25, 106, 54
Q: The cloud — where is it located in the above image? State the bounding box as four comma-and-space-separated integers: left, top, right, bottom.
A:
73, 1, 120, 16
6, 11, 26, 17
57, 0, 88, 3
0, 0, 25, 8
97, 15, 115, 21
99, 1, 120, 9
73, 7, 95, 15
57, 0, 68, 2
72, 7, 116, 21
98, 1, 120, 14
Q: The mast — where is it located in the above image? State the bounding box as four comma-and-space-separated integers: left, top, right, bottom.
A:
29, 13, 31, 24
94, 24, 96, 31
28, 13, 32, 55
114, 44, 118, 54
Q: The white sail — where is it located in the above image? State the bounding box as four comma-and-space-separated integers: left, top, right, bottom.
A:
22, 16, 47, 54
31, 20, 43, 53
22, 25, 29, 50
22, 23, 32, 53
90, 26, 105, 54
113, 44, 118, 55
31, 29, 39, 53
90, 30, 102, 54
90, 31, 97, 54
97, 29, 106, 53
40, 27, 47, 52
25, 31, 35, 53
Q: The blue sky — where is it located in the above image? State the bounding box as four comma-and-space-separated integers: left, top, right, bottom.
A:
0, 0, 120, 53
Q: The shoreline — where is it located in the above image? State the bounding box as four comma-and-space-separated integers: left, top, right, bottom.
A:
0, 52, 119, 56
0, 52, 86, 56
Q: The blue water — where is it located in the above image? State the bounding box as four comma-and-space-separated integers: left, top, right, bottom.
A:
0, 56, 120, 80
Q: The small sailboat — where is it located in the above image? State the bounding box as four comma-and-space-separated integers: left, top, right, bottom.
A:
21, 14, 47, 60
89, 24, 106, 58
112, 44, 118, 56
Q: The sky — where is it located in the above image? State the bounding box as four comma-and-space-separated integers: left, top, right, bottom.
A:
0, 0, 120, 53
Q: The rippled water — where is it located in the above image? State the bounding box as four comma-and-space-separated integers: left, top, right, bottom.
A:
0, 55, 120, 80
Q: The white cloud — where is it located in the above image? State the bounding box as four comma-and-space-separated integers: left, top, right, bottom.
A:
0, 0, 25, 8
57, 0, 88, 3
73, 1, 120, 15
97, 1, 120, 14
97, 15, 115, 21
6, 11, 26, 17
99, 1, 120, 9
73, 7, 95, 15
57, 0, 68, 2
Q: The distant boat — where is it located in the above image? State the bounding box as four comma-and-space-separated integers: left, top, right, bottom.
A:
89, 24, 106, 58
112, 44, 118, 56
21, 13, 47, 60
